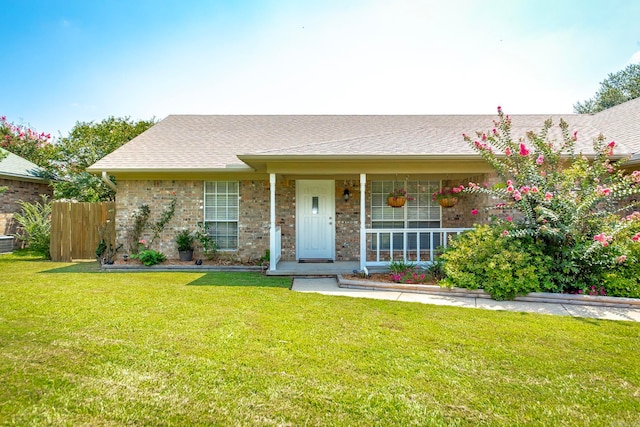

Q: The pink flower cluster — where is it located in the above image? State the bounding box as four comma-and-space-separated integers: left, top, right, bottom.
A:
474, 140, 493, 152
593, 233, 613, 247
605, 141, 615, 156
390, 271, 427, 284
631, 171, 640, 183
632, 232, 640, 242
505, 180, 542, 201
596, 185, 611, 196
0, 116, 52, 146
624, 211, 640, 221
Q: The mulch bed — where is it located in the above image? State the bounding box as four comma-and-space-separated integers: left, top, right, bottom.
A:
342, 273, 437, 285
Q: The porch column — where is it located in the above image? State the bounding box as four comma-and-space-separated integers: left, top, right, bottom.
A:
359, 173, 367, 271
269, 173, 277, 271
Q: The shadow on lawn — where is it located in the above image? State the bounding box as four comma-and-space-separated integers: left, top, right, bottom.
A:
41, 262, 104, 273
187, 272, 292, 288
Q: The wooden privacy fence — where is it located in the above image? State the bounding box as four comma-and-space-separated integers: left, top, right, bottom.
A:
50, 201, 115, 262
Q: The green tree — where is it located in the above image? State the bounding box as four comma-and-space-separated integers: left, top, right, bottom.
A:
54, 116, 155, 201
574, 63, 640, 113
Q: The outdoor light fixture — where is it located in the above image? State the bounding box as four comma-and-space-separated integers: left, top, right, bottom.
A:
343, 188, 351, 201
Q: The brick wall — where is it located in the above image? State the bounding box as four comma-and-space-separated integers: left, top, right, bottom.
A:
114, 176, 506, 263
0, 178, 53, 236
441, 173, 505, 228
115, 180, 203, 258
275, 178, 296, 261
116, 179, 275, 261
335, 179, 361, 260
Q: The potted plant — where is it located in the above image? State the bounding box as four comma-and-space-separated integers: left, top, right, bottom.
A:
432, 185, 465, 208
175, 229, 195, 261
387, 188, 415, 208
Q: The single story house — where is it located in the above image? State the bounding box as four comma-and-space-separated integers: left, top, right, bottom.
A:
0, 148, 53, 253
87, 98, 640, 271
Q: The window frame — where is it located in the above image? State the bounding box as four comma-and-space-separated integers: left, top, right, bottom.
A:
370, 180, 442, 251
203, 181, 239, 251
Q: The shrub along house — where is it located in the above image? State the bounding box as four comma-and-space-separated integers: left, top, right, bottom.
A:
87, 98, 640, 272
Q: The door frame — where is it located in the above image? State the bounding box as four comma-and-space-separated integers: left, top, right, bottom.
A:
295, 179, 336, 261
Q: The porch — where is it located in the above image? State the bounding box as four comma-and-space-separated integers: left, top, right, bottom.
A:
266, 261, 361, 276
267, 173, 472, 272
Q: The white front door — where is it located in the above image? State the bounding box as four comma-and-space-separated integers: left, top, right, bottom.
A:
296, 180, 335, 260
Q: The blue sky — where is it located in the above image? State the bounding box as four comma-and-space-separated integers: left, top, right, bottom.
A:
2, 0, 639, 137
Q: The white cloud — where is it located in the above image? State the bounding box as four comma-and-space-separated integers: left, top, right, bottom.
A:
630, 51, 640, 64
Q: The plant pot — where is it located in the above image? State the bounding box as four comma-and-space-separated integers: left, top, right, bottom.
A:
387, 196, 406, 208
438, 197, 458, 208
178, 250, 193, 261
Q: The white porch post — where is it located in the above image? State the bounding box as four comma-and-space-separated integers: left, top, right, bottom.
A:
359, 173, 367, 271
269, 173, 277, 271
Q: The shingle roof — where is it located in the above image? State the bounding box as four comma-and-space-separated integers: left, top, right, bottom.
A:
0, 148, 48, 181
592, 96, 640, 152
88, 99, 640, 172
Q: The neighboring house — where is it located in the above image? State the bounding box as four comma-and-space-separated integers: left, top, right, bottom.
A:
87, 98, 640, 271
0, 148, 53, 253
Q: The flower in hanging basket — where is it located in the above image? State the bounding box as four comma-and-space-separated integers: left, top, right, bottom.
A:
432, 185, 465, 207
387, 188, 415, 207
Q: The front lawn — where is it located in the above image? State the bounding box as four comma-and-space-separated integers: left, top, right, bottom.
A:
1, 253, 639, 426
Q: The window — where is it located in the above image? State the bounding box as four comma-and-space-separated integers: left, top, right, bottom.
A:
371, 180, 441, 250
204, 181, 239, 250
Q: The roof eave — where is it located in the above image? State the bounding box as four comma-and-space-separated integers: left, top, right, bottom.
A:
237, 154, 482, 161
86, 165, 255, 174
0, 172, 50, 183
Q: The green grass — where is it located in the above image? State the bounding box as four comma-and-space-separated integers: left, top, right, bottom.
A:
1, 252, 639, 426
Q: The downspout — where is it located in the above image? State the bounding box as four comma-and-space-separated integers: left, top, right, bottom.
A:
101, 171, 117, 192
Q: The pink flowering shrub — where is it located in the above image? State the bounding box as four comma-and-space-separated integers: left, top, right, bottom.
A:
388, 260, 430, 284
443, 108, 640, 298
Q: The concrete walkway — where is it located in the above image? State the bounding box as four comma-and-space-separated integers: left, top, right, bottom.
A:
292, 277, 640, 322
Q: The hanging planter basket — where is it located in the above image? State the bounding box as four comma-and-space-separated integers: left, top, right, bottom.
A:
387, 196, 407, 208
438, 197, 458, 208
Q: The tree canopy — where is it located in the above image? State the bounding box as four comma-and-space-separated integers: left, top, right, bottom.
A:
54, 116, 156, 201
0, 115, 155, 201
574, 63, 640, 114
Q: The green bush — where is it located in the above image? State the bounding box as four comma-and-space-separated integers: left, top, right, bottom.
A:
13, 195, 52, 259
440, 225, 556, 300
132, 249, 166, 266
175, 229, 194, 252
601, 273, 640, 298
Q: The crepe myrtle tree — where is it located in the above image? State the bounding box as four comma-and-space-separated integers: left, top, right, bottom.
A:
0, 115, 57, 175
441, 107, 640, 296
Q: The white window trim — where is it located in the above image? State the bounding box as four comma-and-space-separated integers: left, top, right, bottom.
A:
203, 181, 239, 251
370, 179, 442, 228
